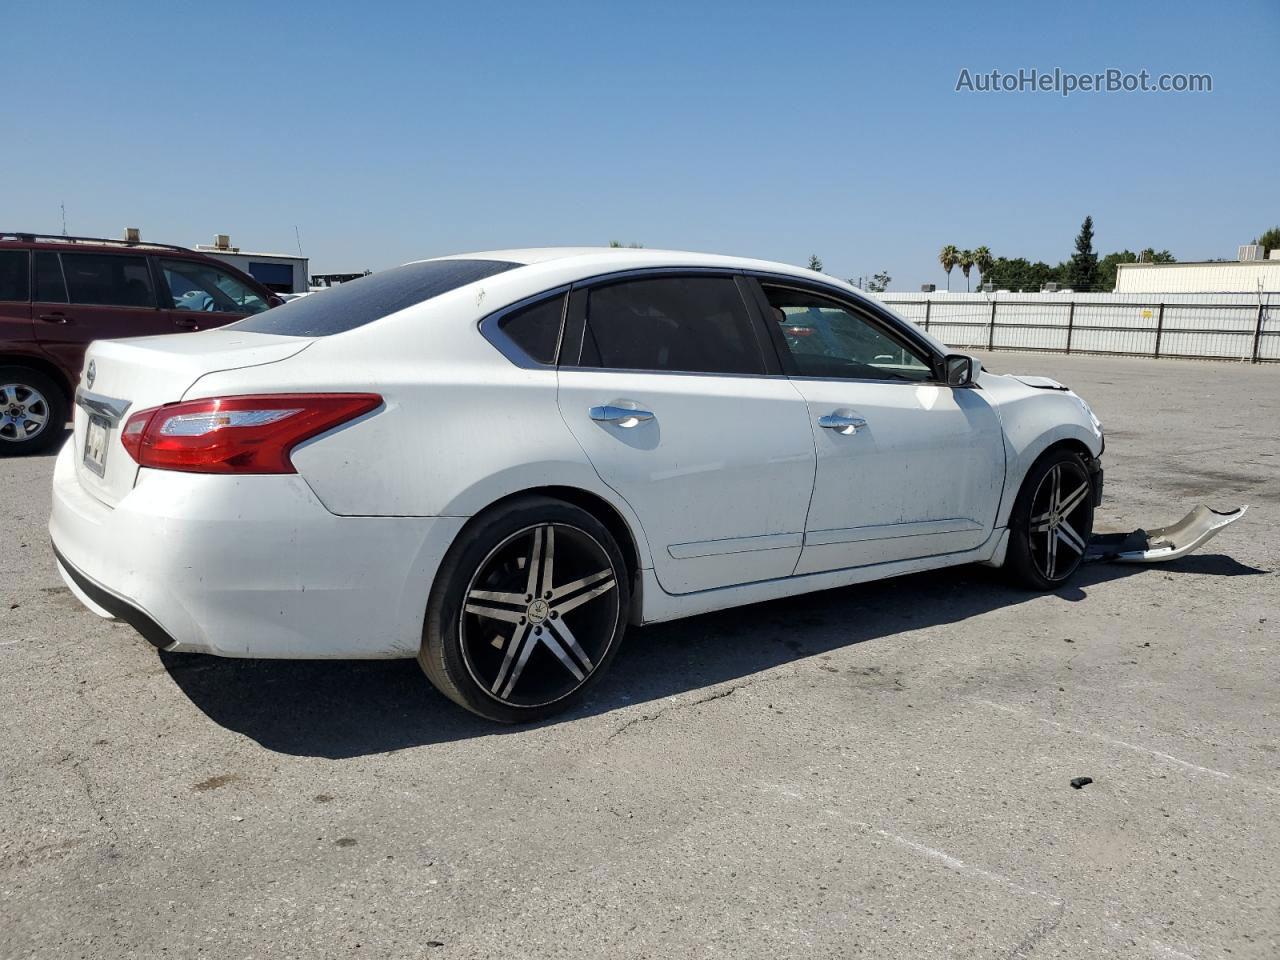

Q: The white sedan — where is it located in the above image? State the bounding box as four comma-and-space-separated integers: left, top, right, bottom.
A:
50, 248, 1104, 721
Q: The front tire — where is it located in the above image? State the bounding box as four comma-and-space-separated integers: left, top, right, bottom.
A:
1005, 448, 1095, 589
0, 366, 66, 456
419, 495, 630, 723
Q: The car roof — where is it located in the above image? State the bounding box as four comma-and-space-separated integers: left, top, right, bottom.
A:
427, 246, 832, 281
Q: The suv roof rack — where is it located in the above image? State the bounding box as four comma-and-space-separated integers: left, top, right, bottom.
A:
0, 231, 194, 254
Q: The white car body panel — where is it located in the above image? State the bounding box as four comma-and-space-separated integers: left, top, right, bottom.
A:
556, 368, 814, 594
50, 247, 1105, 660
788, 379, 1006, 574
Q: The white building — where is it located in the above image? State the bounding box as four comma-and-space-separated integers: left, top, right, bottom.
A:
195, 235, 310, 294
1115, 249, 1280, 294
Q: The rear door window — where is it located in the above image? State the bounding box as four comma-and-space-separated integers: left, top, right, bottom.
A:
0, 250, 29, 301
575, 276, 766, 375
160, 258, 271, 315
235, 258, 520, 337
33, 252, 68, 303
61, 253, 155, 308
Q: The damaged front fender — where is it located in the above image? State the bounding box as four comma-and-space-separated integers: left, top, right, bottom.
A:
1086, 505, 1247, 564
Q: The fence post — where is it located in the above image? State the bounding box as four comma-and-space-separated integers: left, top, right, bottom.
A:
987, 299, 997, 351
923, 298, 931, 331
1153, 303, 1165, 359
1065, 301, 1075, 354
1252, 303, 1265, 363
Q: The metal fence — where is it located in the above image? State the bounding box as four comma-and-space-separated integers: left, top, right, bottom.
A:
879, 292, 1280, 363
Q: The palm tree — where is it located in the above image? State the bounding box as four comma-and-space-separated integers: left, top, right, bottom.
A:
939, 245, 958, 290
973, 246, 994, 288
958, 249, 975, 292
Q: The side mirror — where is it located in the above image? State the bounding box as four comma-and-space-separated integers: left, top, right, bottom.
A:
944, 354, 979, 387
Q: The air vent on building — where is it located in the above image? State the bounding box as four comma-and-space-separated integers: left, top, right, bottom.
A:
123, 227, 140, 243
1042, 282, 1059, 293
920, 283, 936, 293
1238, 244, 1264, 262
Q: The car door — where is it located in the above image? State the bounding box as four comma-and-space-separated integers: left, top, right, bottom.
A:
32, 251, 172, 379
555, 273, 815, 595
156, 256, 273, 332
0, 248, 34, 359
748, 278, 1005, 575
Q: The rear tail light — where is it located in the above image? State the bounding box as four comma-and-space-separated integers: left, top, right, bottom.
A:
120, 394, 381, 473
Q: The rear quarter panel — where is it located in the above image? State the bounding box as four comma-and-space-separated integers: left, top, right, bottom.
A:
183, 284, 656, 568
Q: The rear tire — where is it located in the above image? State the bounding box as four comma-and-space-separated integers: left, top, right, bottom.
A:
1005, 448, 1095, 590
0, 366, 67, 456
419, 495, 631, 723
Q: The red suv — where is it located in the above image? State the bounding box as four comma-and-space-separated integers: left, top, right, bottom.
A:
0, 233, 281, 454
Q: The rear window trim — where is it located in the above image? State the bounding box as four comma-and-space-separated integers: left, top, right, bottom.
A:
478, 285, 570, 369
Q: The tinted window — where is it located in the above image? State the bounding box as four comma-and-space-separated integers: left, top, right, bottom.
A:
579, 277, 765, 375
0, 251, 28, 301
763, 285, 933, 382
496, 294, 564, 364
235, 258, 520, 337
33, 252, 67, 303
161, 258, 270, 315
62, 253, 155, 307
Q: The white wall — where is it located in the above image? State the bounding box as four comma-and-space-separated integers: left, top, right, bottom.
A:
1115, 261, 1280, 294
880, 291, 1278, 362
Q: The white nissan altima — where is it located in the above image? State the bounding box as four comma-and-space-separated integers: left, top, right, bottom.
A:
51, 248, 1104, 721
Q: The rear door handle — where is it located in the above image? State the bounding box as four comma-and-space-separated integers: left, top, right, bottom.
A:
817, 413, 867, 435
173, 316, 202, 329
38, 312, 70, 324
589, 404, 654, 427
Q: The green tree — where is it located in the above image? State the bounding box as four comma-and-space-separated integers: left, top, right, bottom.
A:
973, 246, 994, 287
939, 244, 959, 290
866, 270, 892, 293
1068, 216, 1099, 291
608, 240, 644, 248
958, 249, 975, 292
808, 254, 824, 272
1255, 227, 1280, 255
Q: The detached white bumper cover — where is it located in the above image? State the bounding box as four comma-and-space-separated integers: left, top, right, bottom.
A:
49, 443, 465, 658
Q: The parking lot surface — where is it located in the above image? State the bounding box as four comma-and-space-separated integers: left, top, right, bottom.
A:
2, 352, 1277, 959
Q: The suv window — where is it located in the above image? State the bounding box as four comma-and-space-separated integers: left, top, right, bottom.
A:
496, 294, 565, 364
578, 276, 765, 375
161, 258, 270, 315
61, 253, 155, 308
235, 258, 520, 337
762, 285, 933, 382
33, 252, 68, 303
0, 251, 28, 301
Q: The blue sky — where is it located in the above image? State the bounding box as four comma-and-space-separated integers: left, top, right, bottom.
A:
5, 0, 1278, 287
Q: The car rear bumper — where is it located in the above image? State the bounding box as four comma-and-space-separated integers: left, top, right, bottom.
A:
48, 442, 467, 658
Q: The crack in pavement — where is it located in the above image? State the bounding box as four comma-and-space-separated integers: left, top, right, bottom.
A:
604, 676, 766, 743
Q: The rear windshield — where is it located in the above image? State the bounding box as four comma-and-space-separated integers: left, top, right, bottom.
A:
234, 258, 521, 337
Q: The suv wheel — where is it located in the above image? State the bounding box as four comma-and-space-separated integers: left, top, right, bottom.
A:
0, 367, 67, 456
419, 495, 630, 723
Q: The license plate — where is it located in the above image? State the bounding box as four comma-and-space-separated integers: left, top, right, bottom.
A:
83, 415, 110, 477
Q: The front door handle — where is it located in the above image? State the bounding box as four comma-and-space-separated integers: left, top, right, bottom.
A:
173, 316, 202, 329
817, 413, 867, 435
38, 312, 70, 324
590, 404, 655, 427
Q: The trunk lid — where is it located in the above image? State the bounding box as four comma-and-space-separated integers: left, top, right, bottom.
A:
72, 329, 313, 506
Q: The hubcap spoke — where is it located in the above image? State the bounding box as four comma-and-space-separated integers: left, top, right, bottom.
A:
1056, 519, 1087, 554
498, 628, 540, 699
464, 602, 524, 624
550, 568, 613, 603
491, 623, 532, 694
548, 617, 594, 672
554, 576, 616, 616
1045, 526, 1058, 578
538, 630, 586, 683
467, 588, 525, 607
1057, 482, 1090, 518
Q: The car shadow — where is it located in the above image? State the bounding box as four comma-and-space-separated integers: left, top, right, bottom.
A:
159, 555, 1264, 758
